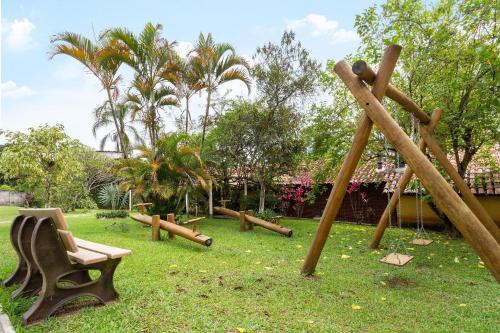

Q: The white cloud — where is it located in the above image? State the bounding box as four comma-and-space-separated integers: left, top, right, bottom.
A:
2, 18, 36, 51
1, 81, 36, 99
175, 41, 194, 58
286, 14, 359, 44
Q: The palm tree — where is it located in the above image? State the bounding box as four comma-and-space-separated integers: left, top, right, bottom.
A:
175, 56, 205, 132
190, 33, 252, 151
50, 32, 128, 158
118, 133, 209, 214
92, 100, 143, 154
104, 23, 179, 147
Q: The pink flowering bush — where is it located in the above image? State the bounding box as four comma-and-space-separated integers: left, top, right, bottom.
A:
281, 175, 312, 217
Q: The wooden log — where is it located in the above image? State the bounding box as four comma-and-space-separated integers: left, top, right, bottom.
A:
152, 215, 160, 241
131, 214, 212, 246
371, 108, 442, 249
301, 45, 401, 275
167, 213, 176, 240
335, 59, 500, 282
419, 125, 500, 243
352, 61, 431, 124
239, 211, 246, 232
214, 206, 292, 237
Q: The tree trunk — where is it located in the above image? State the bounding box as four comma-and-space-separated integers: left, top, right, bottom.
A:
185, 96, 190, 133
105, 87, 127, 159
200, 89, 212, 153
259, 179, 266, 213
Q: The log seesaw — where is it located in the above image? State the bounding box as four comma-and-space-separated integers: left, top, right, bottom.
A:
214, 206, 292, 237
131, 204, 212, 247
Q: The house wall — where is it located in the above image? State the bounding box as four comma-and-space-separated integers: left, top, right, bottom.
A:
294, 184, 500, 228
0, 191, 27, 206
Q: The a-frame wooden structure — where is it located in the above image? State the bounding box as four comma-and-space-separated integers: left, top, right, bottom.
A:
301, 45, 500, 282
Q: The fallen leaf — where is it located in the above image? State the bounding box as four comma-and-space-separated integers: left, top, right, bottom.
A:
199, 269, 208, 273
351, 304, 362, 310
459, 303, 467, 307
245, 250, 252, 253
316, 272, 325, 276
236, 328, 245, 333
264, 266, 273, 270
169, 264, 177, 269
380, 297, 386, 301
306, 320, 314, 324
296, 245, 303, 249
454, 257, 460, 263
380, 281, 386, 286
254, 261, 261, 265
341, 254, 351, 259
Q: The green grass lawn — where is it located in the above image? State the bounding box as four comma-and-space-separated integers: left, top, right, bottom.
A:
0, 206, 498, 332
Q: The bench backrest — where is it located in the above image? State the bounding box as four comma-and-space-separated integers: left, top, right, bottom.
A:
18, 208, 78, 252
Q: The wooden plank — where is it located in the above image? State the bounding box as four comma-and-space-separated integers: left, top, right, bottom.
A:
19, 208, 68, 230
74, 238, 131, 259
380, 253, 414, 266
334, 59, 500, 282
301, 45, 402, 275
412, 239, 433, 246
67, 248, 108, 265
57, 229, 78, 252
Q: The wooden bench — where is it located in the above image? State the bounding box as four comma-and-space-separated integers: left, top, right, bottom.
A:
2, 208, 131, 326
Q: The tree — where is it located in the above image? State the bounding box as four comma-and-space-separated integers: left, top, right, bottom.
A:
174, 56, 205, 132
207, 100, 304, 212
106, 23, 179, 147
354, 0, 499, 177
118, 133, 209, 216
252, 31, 321, 117
50, 32, 128, 158
190, 33, 252, 151
93, 100, 144, 153
0, 125, 84, 207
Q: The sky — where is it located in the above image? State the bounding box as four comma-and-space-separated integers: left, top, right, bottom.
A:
1, 0, 382, 149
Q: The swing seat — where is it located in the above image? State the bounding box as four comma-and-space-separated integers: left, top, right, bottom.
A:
412, 238, 433, 246
380, 253, 413, 266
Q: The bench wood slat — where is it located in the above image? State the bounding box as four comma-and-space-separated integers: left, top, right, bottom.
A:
67, 248, 108, 265
74, 238, 131, 259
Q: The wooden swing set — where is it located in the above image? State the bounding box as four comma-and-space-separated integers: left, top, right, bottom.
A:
301, 45, 500, 282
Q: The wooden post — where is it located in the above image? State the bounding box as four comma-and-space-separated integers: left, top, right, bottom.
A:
371, 108, 442, 248
246, 209, 254, 230
152, 215, 160, 241
239, 211, 246, 232
167, 213, 176, 240
209, 180, 213, 217
129, 190, 132, 211
334, 59, 500, 281
419, 126, 500, 243
301, 45, 402, 275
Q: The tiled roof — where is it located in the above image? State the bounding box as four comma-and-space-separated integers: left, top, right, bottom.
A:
284, 145, 500, 195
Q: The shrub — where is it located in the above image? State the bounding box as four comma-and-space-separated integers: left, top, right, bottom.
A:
0, 184, 15, 191
98, 184, 129, 210
96, 210, 129, 219
254, 209, 276, 222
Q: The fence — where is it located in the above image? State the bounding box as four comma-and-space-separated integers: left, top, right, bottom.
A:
0, 191, 27, 206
